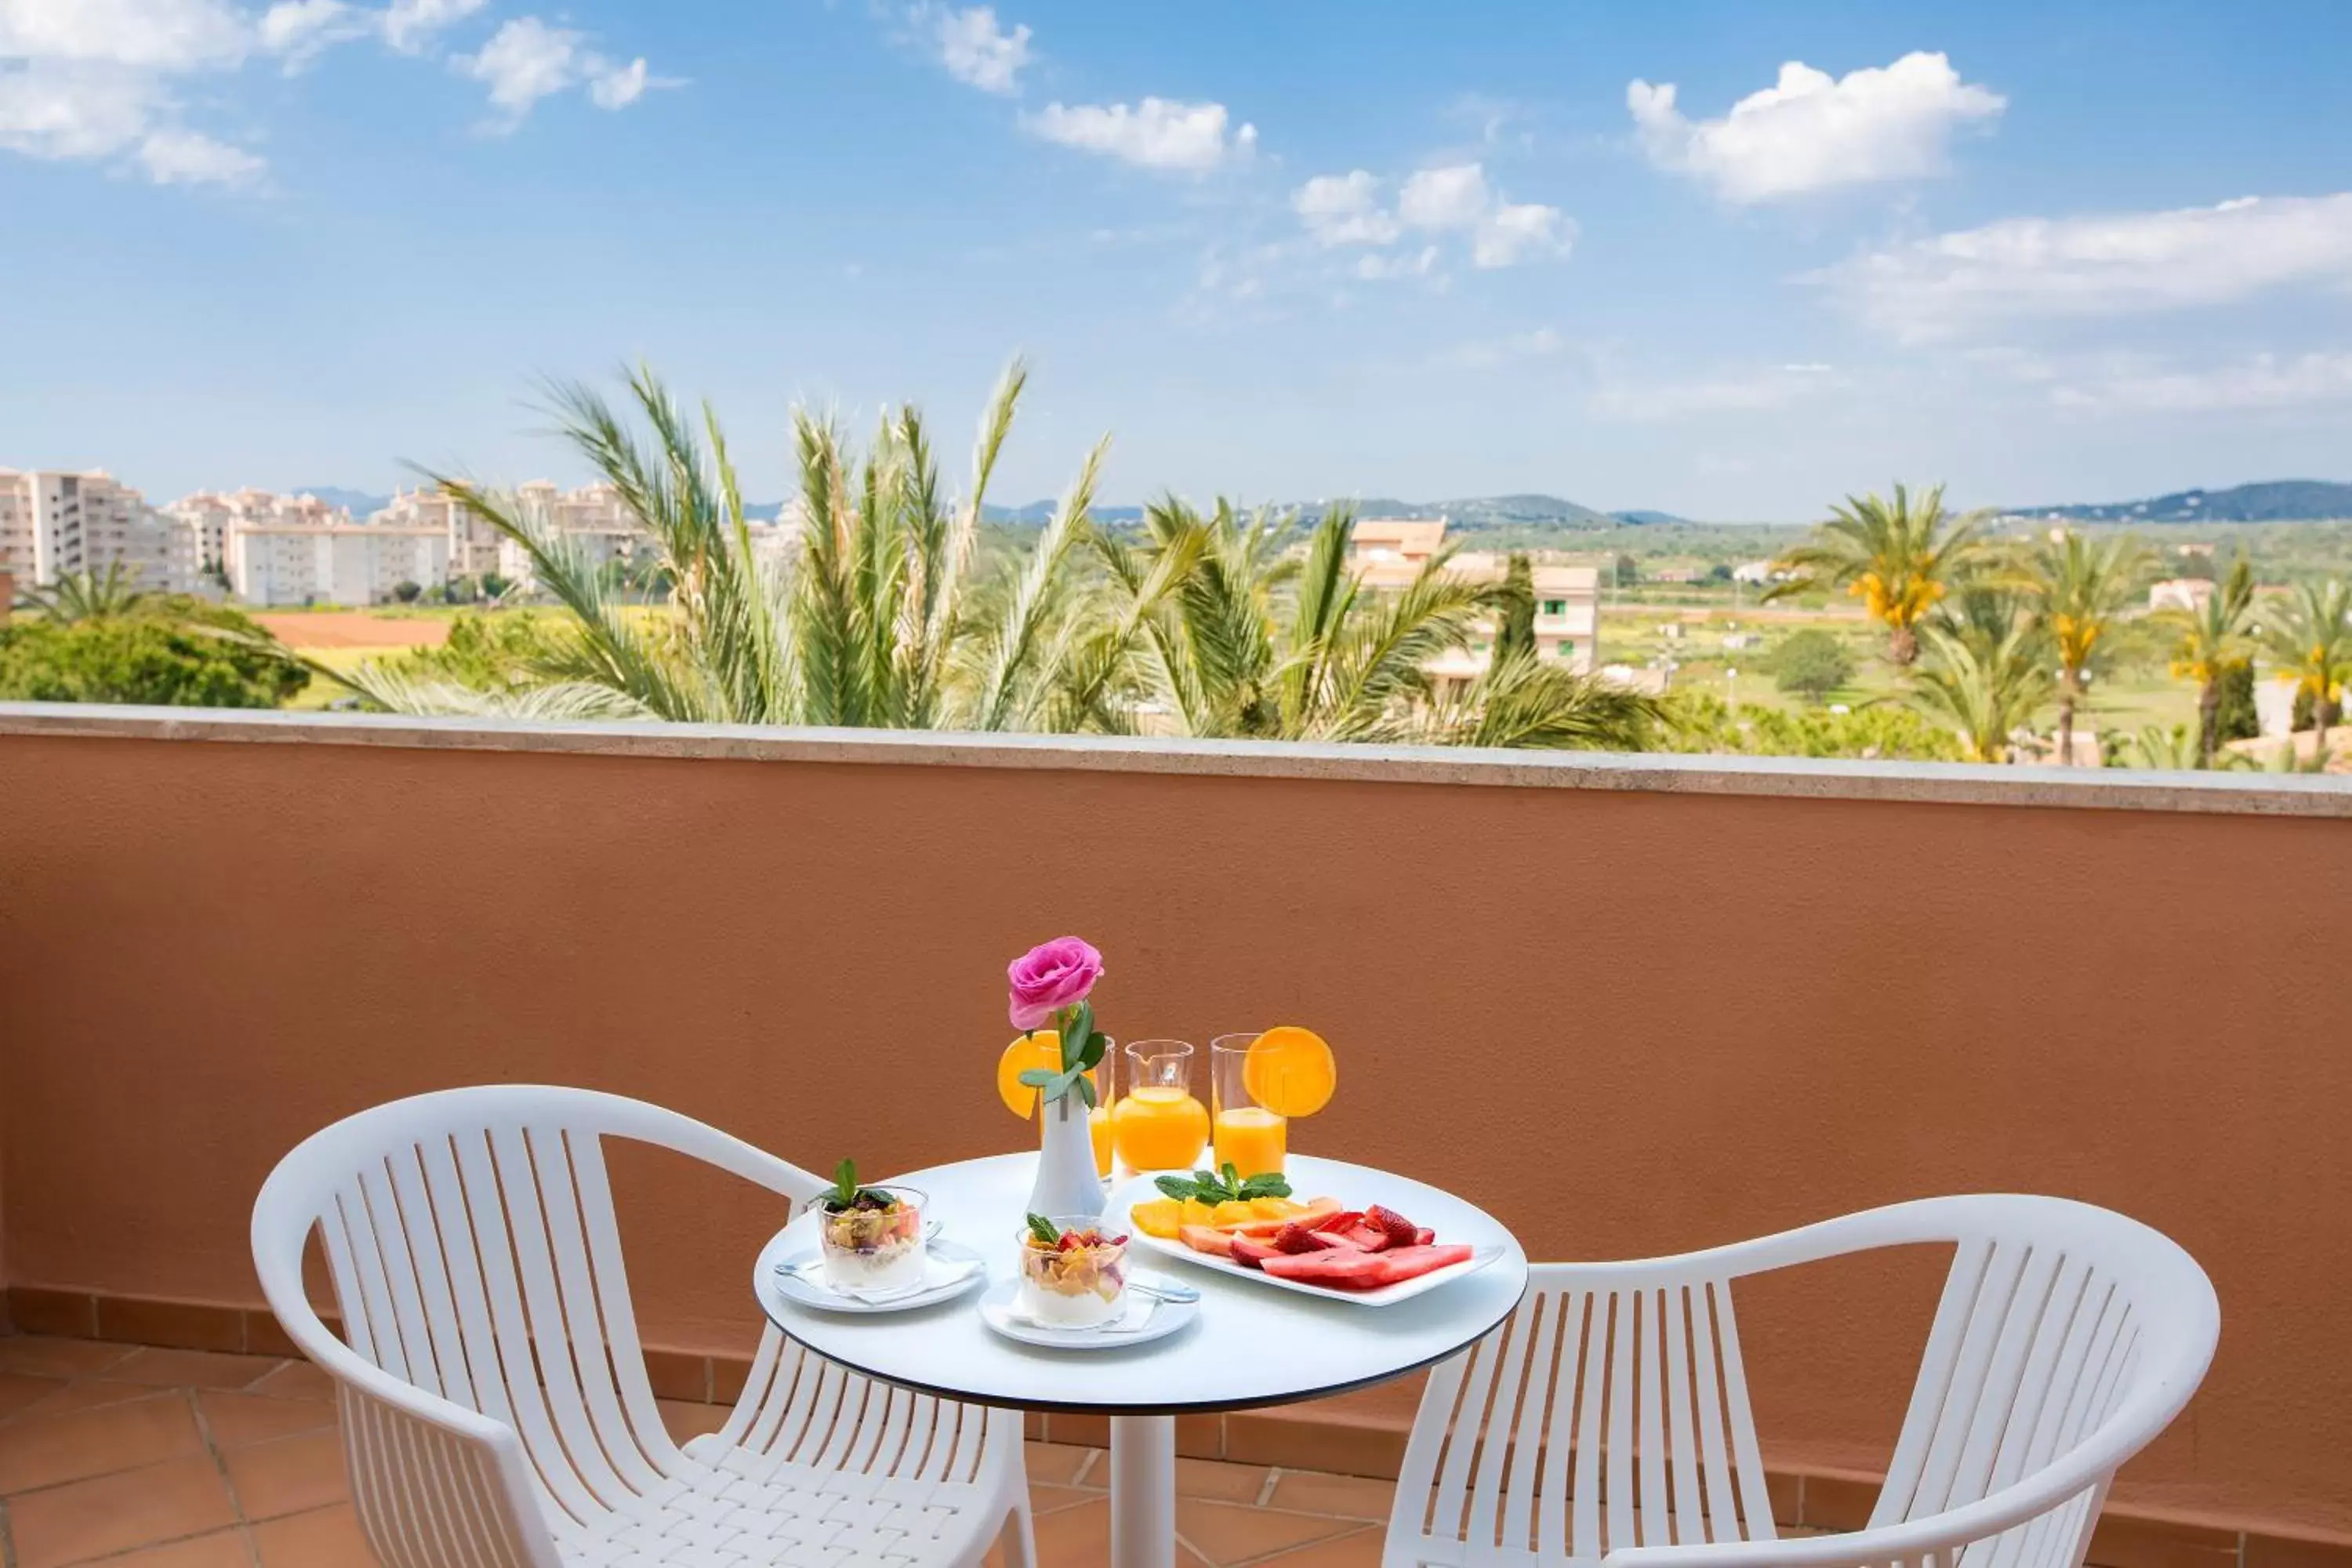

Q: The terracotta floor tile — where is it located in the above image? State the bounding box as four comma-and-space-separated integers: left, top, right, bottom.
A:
1177, 1457, 1272, 1504
106, 1349, 284, 1392
0, 1392, 203, 1494
13, 1381, 162, 1425
0, 1338, 138, 1381
657, 1398, 729, 1446
8, 1454, 240, 1568
103, 1529, 256, 1566
1176, 1500, 1360, 1566
223, 1428, 348, 1522
1266, 1470, 1396, 1521
1250, 1525, 1385, 1566
1025, 1440, 1099, 1486
196, 1389, 339, 1450
242, 1362, 335, 1403
1033, 1497, 1109, 1568
0, 1371, 68, 1421
250, 1502, 376, 1566
1029, 1483, 1102, 1517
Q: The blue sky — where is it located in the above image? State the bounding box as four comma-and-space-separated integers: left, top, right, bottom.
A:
2, 0, 2349, 518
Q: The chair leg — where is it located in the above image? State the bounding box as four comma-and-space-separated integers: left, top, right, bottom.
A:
999, 1498, 1037, 1568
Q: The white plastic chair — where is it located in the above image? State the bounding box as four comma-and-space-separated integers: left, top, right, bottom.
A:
251, 1085, 1033, 1568
1387, 1195, 2217, 1568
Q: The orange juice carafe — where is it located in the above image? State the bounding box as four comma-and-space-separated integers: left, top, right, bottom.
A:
1112, 1040, 1209, 1171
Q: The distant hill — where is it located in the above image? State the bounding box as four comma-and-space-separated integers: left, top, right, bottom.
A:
1610, 510, 1690, 526
293, 487, 390, 517
977, 493, 1629, 529
2007, 480, 2352, 524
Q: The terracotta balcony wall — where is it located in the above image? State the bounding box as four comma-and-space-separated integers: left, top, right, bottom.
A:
0, 705, 2348, 1555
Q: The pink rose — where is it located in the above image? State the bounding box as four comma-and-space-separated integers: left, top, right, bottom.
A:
1008, 936, 1104, 1031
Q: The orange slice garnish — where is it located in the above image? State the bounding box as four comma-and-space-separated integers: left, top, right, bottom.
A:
996, 1030, 1063, 1119
1242, 1026, 1337, 1118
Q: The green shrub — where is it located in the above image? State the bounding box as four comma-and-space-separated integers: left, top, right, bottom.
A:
0, 600, 307, 707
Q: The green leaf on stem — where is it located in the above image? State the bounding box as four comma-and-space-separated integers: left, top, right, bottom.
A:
832, 1159, 858, 1208
1075, 1075, 1098, 1110
1016, 1069, 1056, 1088
1077, 1033, 1106, 1069
1025, 1213, 1061, 1247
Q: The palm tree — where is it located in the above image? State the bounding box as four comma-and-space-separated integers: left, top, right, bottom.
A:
2165, 557, 2256, 765
336, 360, 1110, 731
1766, 484, 1990, 666
1907, 587, 2053, 763
1089, 501, 1658, 748
2256, 579, 2352, 755
2010, 529, 2151, 766
16, 564, 151, 622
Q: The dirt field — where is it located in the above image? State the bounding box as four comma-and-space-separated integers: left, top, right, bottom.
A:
255, 612, 450, 650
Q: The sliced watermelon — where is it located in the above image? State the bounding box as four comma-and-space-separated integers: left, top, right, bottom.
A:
1335, 1222, 1394, 1254
1229, 1236, 1279, 1269
1370, 1243, 1474, 1287
1304, 1229, 1361, 1251
1178, 1224, 1236, 1259
1259, 1250, 1391, 1289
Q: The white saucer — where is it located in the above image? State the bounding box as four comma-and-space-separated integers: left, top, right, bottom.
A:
976, 1273, 1197, 1350
771, 1239, 986, 1314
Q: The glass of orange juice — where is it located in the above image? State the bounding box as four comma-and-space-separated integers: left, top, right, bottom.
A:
1210, 1033, 1287, 1178
1087, 1048, 1116, 1178
1111, 1040, 1209, 1172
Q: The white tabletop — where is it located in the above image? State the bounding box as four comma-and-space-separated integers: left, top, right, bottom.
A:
752, 1152, 1529, 1415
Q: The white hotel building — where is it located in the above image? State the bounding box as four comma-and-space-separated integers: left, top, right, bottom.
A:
0, 468, 198, 593
227, 522, 453, 607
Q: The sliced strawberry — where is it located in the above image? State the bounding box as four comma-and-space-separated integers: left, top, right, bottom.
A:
1312, 1210, 1363, 1234
1413, 1227, 1435, 1247
1304, 1229, 1360, 1250
1366, 1204, 1421, 1247
1272, 1222, 1322, 1254
1229, 1236, 1279, 1269
1337, 1222, 1393, 1253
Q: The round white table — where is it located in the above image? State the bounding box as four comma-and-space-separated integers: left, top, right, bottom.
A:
753, 1152, 1528, 1568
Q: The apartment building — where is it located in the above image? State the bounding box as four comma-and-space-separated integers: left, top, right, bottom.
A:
229, 523, 452, 607
373, 485, 505, 579
0, 470, 32, 579
1345, 518, 1602, 694
1, 469, 197, 593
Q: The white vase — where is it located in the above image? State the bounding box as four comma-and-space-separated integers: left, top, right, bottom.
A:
1025, 1091, 1105, 1221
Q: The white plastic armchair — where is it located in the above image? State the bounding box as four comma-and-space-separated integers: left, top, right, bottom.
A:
251, 1085, 1033, 1568
1387, 1195, 2217, 1568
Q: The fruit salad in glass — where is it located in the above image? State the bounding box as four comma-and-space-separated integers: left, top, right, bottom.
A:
813, 1160, 928, 1296
1016, 1214, 1129, 1327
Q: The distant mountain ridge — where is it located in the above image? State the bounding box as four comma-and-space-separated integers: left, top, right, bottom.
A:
2006, 479, 2352, 524
975, 493, 1671, 529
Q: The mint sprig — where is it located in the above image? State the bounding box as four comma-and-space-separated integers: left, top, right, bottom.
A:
1151, 1161, 1292, 1204
1025, 1212, 1062, 1247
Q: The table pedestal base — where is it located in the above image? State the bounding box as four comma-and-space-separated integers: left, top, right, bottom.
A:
1107, 1414, 1175, 1568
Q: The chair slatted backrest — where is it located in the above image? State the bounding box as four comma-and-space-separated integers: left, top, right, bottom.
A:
1392, 1197, 2216, 1568
1399, 1271, 1777, 1563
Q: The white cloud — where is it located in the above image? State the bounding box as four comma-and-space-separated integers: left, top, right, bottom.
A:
0, 60, 157, 158
1024, 96, 1255, 172
1294, 171, 1400, 246
1399, 163, 1490, 230
1822, 192, 2352, 341
459, 16, 662, 128
2049, 352, 2352, 415
1449, 326, 1566, 368
138, 125, 260, 183
260, 0, 366, 66
1395, 162, 1573, 267
1589, 364, 1840, 422
933, 5, 1029, 95
0, 0, 248, 69
1475, 201, 1573, 267
1629, 51, 2003, 204
1354, 245, 1438, 281
381, 0, 481, 54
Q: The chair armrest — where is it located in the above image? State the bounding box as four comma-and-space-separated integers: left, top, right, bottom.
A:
1603, 1471, 2094, 1568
